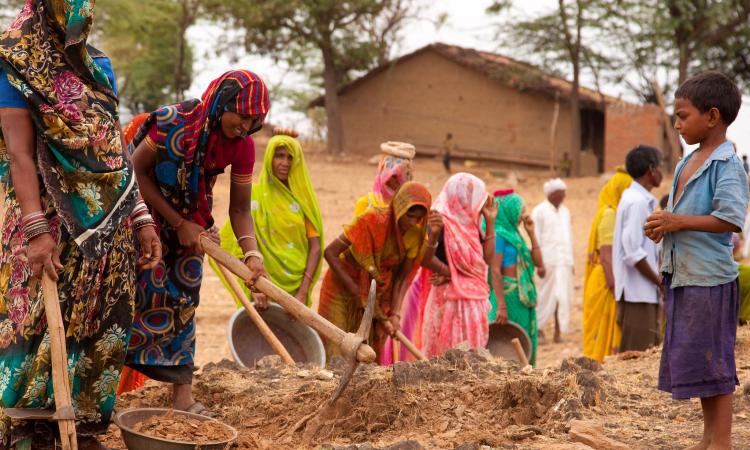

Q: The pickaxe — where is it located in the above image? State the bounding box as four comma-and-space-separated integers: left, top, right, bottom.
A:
200, 235, 376, 402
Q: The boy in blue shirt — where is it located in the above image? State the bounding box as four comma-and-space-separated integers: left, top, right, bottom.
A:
645, 71, 749, 450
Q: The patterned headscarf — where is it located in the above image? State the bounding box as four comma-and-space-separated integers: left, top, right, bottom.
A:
0, 0, 134, 258
432, 173, 490, 302
372, 155, 414, 204
132, 70, 270, 221
346, 182, 431, 295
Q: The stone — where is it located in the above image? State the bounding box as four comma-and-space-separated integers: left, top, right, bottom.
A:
569, 420, 630, 450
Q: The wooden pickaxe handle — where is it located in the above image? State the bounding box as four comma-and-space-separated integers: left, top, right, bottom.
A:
41, 273, 78, 450
211, 258, 295, 365
393, 330, 428, 361
200, 236, 376, 363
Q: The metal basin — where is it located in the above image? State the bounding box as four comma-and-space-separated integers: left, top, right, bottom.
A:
486, 321, 532, 363
114, 407, 238, 450
228, 302, 326, 368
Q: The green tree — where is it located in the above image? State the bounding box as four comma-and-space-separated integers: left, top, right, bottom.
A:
208, 0, 417, 155
93, 0, 197, 112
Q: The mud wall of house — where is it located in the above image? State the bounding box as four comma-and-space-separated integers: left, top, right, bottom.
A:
337, 51, 578, 167
604, 103, 666, 172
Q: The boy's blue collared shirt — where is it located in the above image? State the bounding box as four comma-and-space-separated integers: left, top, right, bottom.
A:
661, 140, 749, 288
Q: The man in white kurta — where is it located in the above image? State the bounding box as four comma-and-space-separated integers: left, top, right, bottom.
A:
532, 179, 574, 342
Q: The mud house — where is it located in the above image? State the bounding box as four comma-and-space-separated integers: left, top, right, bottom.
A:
310, 43, 676, 175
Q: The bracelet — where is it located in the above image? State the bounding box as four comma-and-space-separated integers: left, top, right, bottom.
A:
243, 250, 264, 263
133, 216, 156, 231
24, 220, 51, 241
237, 235, 256, 244
173, 218, 185, 229
303, 272, 313, 281
132, 214, 154, 226
22, 211, 45, 225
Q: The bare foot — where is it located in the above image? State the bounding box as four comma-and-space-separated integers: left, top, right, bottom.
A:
538, 330, 548, 345
173, 383, 195, 411
705, 445, 730, 450
683, 439, 711, 450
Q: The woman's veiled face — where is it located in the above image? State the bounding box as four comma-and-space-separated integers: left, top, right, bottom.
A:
398, 206, 427, 234
385, 175, 402, 193
272, 146, 293, 182
220, 111, 262, 139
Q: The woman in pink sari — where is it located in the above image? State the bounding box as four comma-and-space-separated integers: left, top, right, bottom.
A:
399, 173, 497, 358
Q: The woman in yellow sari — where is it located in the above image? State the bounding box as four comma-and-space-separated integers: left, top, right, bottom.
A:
213, 129, 324, 307
582, 168, 632, 362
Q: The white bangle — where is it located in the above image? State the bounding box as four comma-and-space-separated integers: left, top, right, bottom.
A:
243, 250, 264, 263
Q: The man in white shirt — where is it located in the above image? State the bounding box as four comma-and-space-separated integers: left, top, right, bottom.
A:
613, 145, 664, 352
532, 178, 574, 343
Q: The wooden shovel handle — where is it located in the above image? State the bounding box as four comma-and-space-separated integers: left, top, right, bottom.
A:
212, 258, 295, 365
41, 273, 77, 450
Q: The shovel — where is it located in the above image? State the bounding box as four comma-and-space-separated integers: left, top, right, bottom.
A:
5, 273, 77, 450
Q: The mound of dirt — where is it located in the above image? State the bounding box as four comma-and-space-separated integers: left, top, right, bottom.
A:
113, 349, 609, 449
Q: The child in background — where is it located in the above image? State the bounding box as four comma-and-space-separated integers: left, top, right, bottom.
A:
645, 71, 749, 450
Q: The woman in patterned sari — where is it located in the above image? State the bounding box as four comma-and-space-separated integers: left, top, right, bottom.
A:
127, 70, 269, 416
491, 191, 545, 366
0, 1, 161, 448
319, 182, 431, 363
212, 128, 324, 308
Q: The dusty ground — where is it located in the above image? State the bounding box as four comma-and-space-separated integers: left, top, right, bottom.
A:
107, 145, 746, 450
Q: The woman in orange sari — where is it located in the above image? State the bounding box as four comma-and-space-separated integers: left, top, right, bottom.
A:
319, 182, 431, 362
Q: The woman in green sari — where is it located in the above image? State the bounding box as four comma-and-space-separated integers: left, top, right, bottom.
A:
489, 190, 545, 365
214, 129, 324, 307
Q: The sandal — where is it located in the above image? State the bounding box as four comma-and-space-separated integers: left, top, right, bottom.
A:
185, 401, 220, 418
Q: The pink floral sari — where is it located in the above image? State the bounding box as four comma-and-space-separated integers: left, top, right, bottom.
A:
397, 173, 491, 359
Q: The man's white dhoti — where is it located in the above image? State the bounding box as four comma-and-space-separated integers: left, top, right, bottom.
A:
535, 265, 574, 332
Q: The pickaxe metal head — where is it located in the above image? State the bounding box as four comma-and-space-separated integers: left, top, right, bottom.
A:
328, 280, 377, 403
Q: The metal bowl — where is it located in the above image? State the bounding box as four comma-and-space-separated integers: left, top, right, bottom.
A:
114, 408, 238, 450
227, 303, 326, 368
486, 321, 532, 363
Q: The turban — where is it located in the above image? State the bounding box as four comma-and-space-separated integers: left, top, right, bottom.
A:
543, 178, 567, 196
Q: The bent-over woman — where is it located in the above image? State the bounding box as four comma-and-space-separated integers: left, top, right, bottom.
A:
319, 182, 431, 362
127, 70, 269, 416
